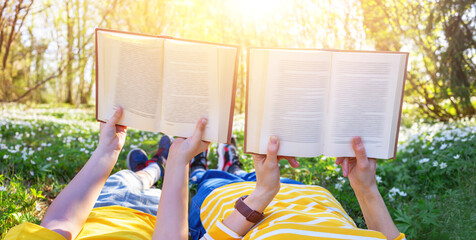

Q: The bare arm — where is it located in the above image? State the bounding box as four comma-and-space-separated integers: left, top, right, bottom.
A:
336, 137, 400, 240
153, 119, 209, 240
223, 136, 299, 236
354, 185, 400, 238
40, 108, 127, 240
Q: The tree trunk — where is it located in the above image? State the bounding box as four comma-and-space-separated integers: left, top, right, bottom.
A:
65, 1, 75, 104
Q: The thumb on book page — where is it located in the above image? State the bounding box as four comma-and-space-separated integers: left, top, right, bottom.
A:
108, 107, 124, 126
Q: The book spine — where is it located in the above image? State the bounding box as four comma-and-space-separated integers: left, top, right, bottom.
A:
227, 48, 240, 144
95, 28, 99, 122
393, 53, 410, 159
244, 48, 251, 153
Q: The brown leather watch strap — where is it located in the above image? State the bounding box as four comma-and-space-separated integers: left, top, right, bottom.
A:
234, 195, 264, 223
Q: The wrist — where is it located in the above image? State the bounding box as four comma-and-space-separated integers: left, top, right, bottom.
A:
166, 153, 191, 167
253, 187, 278, 200
354, 184, 380, 201
96, 142, 123, 155
245, 189, 276, 212
94, 146, 121, 157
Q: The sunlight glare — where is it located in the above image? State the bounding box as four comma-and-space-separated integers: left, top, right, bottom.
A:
229, 0, 286, 19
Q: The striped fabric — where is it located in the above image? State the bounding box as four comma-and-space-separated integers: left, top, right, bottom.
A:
200, 182, 406, 240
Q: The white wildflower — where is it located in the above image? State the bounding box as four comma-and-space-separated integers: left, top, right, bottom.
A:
440, 143, 448, 150
30, 171, 34, 176
334, 182, 343, 191
31, 160, 36, 165
419, 158, 430, 164
454, 154, 460, 159
425, 194, 436, 199
3, 155, 8, 159
432, 161, 439, 167
389, 187, 407, 197
440, 162, 447, 169
46, 157, 52, 161
388, 194, 395, 202
376, 175, 382, 184
402, 158, 407, 163
35, 202, 42, 212
59, 154, 64, 158
0, 185, 6, 191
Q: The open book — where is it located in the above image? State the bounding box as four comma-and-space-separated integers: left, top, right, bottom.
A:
245, 48, 409, 159
95, 28, 239, 143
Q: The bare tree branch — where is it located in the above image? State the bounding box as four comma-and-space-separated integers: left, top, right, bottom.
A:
6, 66, 65, 102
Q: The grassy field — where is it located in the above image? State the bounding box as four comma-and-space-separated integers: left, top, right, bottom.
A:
1, 104, 475, 239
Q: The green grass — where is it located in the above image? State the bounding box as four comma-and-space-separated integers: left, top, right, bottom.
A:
1, 104, 475, 239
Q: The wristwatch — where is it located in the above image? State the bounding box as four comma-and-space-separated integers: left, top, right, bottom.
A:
234, 195, 264, 223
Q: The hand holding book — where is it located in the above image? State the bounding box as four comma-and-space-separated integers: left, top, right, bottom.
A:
336, 136, 377, 191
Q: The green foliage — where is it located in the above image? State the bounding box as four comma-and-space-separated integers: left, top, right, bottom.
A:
1, 104, 476, 239
360, 0, 476, 120
0, 174, 47, 237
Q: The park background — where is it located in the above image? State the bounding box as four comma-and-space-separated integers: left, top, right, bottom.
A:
0, 0, 475, 239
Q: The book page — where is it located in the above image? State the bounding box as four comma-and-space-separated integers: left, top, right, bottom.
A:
259, 50, 332, 157
97, 31, 164, 131
217, 46, 238, 143
324, 52, 405, 158
160, 39, 219, 142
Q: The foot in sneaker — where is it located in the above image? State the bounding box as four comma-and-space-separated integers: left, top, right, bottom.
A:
149, 135, 173, 178
190, 150, 208, 173
127, 148, 149, 172
217, 137, 243, 173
